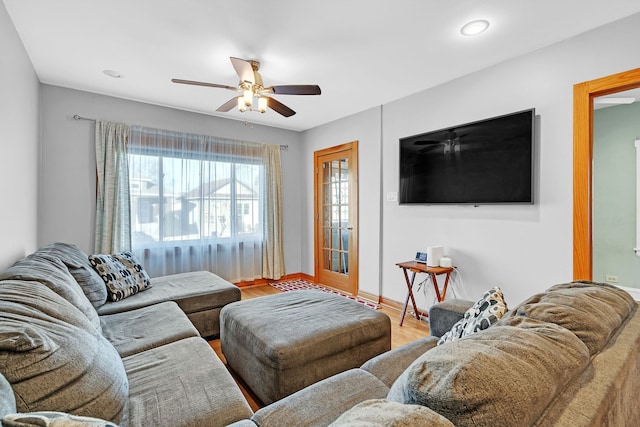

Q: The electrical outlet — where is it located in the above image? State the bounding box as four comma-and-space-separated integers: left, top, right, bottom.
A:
605, 275, 619, 283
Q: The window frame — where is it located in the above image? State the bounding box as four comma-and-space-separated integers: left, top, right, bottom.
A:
127, 145, 263, 246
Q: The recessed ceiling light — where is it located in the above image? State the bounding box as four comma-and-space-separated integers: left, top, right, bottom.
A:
103, 69, 122, 78
460, 20, 489, 36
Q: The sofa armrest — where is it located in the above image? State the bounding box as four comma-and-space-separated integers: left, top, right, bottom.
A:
428, 299, 474, 338
250, 369, 389, 427
360, 336, 438, 387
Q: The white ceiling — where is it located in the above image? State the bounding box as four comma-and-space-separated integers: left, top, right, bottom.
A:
4, 1, 640, 131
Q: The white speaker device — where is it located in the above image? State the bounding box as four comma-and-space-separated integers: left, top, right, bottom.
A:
426, 246, 444, 267
439, 257, 452, 268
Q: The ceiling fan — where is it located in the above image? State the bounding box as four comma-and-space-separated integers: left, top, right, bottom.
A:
172, 57, 321, 117
414, 130, 468, 153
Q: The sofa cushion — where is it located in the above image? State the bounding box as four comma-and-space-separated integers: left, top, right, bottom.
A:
94, 272, 239, 316
360, 336, 438, 388
122, 337, 252, 427
37, 242, 107, 308
100, 301, 199, 357
437, 287, 507, 345
502, 281, 636, 355
250, 369, 389, 427
96, 271, 241, 338
387, 317, 590, 427
0, 281, 128, 424
89, 251, 152, 302
0, 253, 101, 332
329, 399, 454, 427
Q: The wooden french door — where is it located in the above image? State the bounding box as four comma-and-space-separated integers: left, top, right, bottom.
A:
314, 141, 358, 295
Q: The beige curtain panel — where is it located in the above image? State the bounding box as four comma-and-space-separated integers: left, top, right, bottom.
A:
94, 120, 131, 254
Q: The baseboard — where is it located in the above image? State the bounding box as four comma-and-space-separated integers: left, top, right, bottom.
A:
358, 290, 381, 305
379, 296, 403, 312
234, 272, 306, 288
299, 272, 316, 282
379, 296, 427, 317
236, 274, 388, 307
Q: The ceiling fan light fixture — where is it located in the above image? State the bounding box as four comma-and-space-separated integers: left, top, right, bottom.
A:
258, 97, 268, 113
243, 88, 253, 107
461, 19, 489, 36
173, 57, 320, 117
237, 97, 247, 112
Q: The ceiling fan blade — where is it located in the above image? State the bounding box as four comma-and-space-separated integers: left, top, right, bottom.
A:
266, 97, 296, 117
419, 145, 443, 154
265, 85, 321, 95
413, 140, 442, 146
230, 57, 255, 84
216, 97, 239, 112
172, 78, 237, 91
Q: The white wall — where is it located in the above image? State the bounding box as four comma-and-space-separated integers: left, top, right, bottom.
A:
303, 12, 640, 309
39, 85, 303, 274
301, 107, 382, 297
8, 5, 640, 307
0, 2, 40, 270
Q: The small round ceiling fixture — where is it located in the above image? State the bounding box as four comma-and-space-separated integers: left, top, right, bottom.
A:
460, 20, 489, 36
103, 69, 122, 78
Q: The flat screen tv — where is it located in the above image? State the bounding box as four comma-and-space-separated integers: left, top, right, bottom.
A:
399, 108, 535, 204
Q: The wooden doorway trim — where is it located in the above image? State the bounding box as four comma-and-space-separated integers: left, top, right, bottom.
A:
573, 67, 640, 280
313, 141, 359, 294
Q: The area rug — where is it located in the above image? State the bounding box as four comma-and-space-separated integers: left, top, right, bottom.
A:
270, 279, 380, 310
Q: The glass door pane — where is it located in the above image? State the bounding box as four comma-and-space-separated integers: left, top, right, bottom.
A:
321, 157, 349, 275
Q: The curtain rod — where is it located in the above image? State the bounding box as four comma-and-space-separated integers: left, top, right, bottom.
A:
73, 114, 288, 150
73, 114, 95, 122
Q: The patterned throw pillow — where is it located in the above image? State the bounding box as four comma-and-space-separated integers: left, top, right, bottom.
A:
88, 251, 152, 302
437, 287, 508, 345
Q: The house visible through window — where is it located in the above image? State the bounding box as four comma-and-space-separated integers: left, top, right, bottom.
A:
128, 151, 262, 245
123, 125, 281, 282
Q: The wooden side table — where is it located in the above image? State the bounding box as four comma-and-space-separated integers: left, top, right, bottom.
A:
396, 261, 454, 326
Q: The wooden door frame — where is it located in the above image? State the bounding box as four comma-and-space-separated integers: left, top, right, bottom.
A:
314, 141, 359, 295
573, 67, 640, 280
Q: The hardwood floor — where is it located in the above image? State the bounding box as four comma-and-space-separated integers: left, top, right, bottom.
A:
208, 283, 431, 411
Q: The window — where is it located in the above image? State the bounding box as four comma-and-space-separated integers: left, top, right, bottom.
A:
128, 152, 262, 244
124, 126, 276, 281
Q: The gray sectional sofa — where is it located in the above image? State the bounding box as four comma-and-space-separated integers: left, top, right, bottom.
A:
0, 243, 252, 426
2, 243, 639, 426
230, 281, 640, 427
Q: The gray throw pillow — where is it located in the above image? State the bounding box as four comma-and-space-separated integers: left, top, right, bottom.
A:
0, 253, 101, 332
37, 242, 108, 308
329, 399, 454, 426
89, 251, 152, 302
503, 281, 636, 355
437, 287, 508, 345
388, 317, 590, 427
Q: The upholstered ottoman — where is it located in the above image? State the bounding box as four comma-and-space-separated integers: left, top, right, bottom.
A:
220, 290, 391, 404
